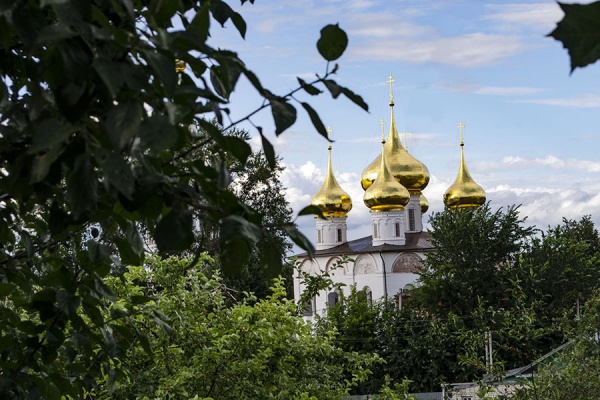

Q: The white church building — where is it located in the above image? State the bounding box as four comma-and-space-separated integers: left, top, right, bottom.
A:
293, 76, 486, 318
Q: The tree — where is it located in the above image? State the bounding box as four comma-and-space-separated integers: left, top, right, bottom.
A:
518, 216, 600, 324
0, 1, 368, 396
511, 290, 600, 400
415, 203, 535, 316
101, 256, 378, 399
187, 124, 296, 299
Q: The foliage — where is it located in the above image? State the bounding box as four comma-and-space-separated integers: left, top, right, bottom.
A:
373, 376, 416, 400
103, 256, 378, 400
549, 1, 600, 72
0, 0, 367, 396
416, 203, 535, 316
511, 291, 600, 400
518, 216, 600, 324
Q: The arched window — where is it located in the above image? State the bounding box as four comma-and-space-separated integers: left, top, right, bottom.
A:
327, 292, 339, 308
337, 228, 342, 242
301, 297, 315, 316
408, 208, 416, 231
395, 222, 400, 237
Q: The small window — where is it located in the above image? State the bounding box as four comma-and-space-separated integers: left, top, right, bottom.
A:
337, 228, 342, 242
302, 298, 314, 316
373, 224, 378, 238
395, 222, 400, 237
408, 208, 415, 231
327, 292, 339, 308
317, 230, 322, 243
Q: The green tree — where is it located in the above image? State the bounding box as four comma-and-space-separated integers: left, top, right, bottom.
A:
518, 216, 600, 324
0, 1, 367, 396
415, 203, 535, 316
512, 290, 600, 400
103, 256, 378, 399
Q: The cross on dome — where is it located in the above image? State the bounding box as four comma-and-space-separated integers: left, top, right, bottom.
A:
387, 74, 395, 104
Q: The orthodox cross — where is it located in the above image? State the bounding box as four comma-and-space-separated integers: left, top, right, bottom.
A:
387, 74, 395, 104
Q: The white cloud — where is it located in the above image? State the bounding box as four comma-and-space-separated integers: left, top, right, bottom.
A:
477, 155, 600, 173
349, 33, 525, 67
444, 83, 544, 96
483, 3, 564, 32
515, 95, 600, 108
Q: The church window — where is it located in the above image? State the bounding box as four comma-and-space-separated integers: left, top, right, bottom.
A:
395, 222, 400, 237
408, 208, 415, 231
373, 224, 378, 238
337, 228, 342, 242
327, 292, 339, 308
302, 298, 315, 316
317, 230, 322, 243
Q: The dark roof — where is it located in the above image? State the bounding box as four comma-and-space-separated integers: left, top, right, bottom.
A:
295, 231, 435, 258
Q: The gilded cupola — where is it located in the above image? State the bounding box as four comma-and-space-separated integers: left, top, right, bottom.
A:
311, 130, 352, 217
361, 75, 430, 193
443, 122, 486, 209
420, 192, 429, 214
363, 136, 410, 211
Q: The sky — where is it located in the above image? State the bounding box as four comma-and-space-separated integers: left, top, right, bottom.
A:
208, 0, 600, 245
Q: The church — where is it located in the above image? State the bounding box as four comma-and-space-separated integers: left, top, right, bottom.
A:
293, 76, 487, 318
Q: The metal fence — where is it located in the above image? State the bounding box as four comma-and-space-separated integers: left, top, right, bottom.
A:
347, 393, 444, 400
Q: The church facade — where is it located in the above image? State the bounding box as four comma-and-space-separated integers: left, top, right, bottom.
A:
293, 76, 486, 318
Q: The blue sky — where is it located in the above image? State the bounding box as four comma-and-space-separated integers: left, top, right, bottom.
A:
210, 0, 600, 243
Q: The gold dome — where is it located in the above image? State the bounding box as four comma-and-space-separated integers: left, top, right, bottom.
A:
420, 192, 429, 214
361, 76, 430, 193
363, 139, 410, 211
311, 144, 352, 217
443, 122, 486, 209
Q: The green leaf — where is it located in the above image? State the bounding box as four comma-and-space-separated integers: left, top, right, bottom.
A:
115, 237, 143, 266
29, 118, 74, 153
341, 86, 369, 112
269, 96, 297, 135
30, 145, 63, 183
301, 102, 328, 140
323, 79, 342, 98
154, 210, 194, 252
138, 114, 177, 154
548, 2, 600, 72
105, 100, 143, 150
88, 240, 112, 265
317, 24, 348, 61
220, 237, 250, 275
221, 135, 251, 165
220, 215, 262, 244
210, 0, 235, 27
189, 1, 210, 42
297, 77, 322, 95
95, 148, 135, 198
56, 289, 80, 319
283, 225, 315, 258
66, 154, 98, 220
93, 58, 125, 99
259, 131, 276, 169
297, 205, 325, 218
144, 49, 177, 95
229, 11, 247, 39
149, 0, 179, 27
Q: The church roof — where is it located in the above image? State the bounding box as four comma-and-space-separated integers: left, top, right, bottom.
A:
295, 231, 434, 258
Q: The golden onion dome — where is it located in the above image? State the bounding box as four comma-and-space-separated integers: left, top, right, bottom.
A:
443, 122, 486, 209
311, 143, 352, 217
363, 139, 410, 211
420, 192, 429, 214
361, 76, 430, 193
